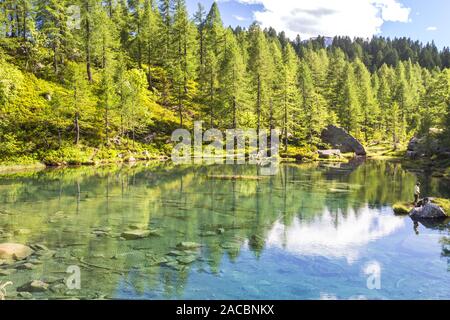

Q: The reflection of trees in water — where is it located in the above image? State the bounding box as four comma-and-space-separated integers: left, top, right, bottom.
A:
0, 161, 448, 298
416, 219, 450, 270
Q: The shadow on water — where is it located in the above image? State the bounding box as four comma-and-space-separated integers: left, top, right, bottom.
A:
0, 160, 448, 299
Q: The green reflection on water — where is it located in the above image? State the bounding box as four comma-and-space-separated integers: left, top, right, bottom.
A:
0, 160, 448, 299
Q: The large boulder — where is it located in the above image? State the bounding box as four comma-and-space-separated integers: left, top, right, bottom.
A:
406, 131, 449, 158
0, 243, 33, 263
409, 202, 447, 220
321, 125, 366, 156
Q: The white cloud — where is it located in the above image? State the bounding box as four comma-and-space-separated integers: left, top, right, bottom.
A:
426, 26, 438, 31
266, 206, 405, 264
233, 15, 249, 21
236, 0, 411, 39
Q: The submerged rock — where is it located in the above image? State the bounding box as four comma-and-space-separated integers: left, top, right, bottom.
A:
177, 242, 201, 250
0, 243, 33, 263
318, 149, 342, 159
120, 230, 152, 240
200, 231, 217, 237
17, 280, 49, 293
16, 263, 35, 270
29, 244, 50, 252
176, 255, 197, 265
18, 292, 33, 299
410, 202, 448, 219
0, 269, 16, 276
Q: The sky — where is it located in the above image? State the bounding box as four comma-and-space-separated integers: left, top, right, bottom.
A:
186, 0, 450, 48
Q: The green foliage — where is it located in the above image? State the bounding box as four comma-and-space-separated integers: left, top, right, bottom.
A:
393, 202, 412, 215
42, 145, 93, 166
432, 198, 450, 215
282, 145, 319, 161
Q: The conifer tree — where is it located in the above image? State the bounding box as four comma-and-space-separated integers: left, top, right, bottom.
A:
172, 0, 198, 126
219, 28, 247, 129
298, 61, 327, 144
354, 58, 378, 142
247, 23, 272, 134
281, 43, 299, 151
336, 64, 362, 137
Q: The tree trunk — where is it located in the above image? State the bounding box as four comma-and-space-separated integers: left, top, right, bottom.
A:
74, 112, 80, 145
105, 104, 109, 146
210, 72, 214, 128
257, 74, 261, 136
85, 2, 93, 82
284, 88, 288, 153
53, 46, 59, 75
233, 96, 237, 129
147, 45, 153, 90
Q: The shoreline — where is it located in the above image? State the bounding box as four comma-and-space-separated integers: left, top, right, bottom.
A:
0, 152, 448, 178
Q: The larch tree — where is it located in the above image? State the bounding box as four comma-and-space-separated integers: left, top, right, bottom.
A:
172, 0, 198, 127
281, 43, 299, 151
354, 58, 379, 142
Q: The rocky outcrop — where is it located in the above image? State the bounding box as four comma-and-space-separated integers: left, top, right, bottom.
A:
0, 243, 33, 263
321, 125, 366, 156
406, 133, 449, 159
409, 201, 448, 220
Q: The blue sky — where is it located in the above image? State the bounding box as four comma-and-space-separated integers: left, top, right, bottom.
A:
186, 0, 450, 48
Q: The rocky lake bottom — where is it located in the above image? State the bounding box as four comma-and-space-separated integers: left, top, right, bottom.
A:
0, 161, 449, 300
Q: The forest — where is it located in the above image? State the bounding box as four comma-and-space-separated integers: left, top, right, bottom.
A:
0, 0, 449, 165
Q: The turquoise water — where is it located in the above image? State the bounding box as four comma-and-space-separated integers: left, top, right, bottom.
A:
0, 161, 449, 300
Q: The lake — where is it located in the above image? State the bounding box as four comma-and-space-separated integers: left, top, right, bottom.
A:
0, 160, 449, 300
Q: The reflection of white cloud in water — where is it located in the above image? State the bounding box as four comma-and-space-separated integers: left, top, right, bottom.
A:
266, 206, 405, 263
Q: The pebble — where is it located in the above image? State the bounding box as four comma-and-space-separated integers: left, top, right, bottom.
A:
18, 292, 33, 299
0, 269, 16, 276
16, 263, 36, 270
17, 280, 49, 293
121, 230, 153, 240
177, 242, 202, 250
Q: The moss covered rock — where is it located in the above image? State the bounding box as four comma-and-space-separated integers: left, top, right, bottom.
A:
393, 203, 413, 215
431, 198, 450, 214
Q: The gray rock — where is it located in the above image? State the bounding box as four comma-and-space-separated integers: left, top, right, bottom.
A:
407, 135, 450, 157
0, 243, 33, 263
120, 230, 151, 240
18, 292, 33, 299
176, 255, 197, 265
410, 203, 447, 219
321, 125, 366, 156
30, 244, 50, 251
50, 283, 67, 294
0, 269, 16, 276
16, 262, 35, 270
17, 280, 49, 293
406, 150, 419, 159
177, 242, 201, 250
318, 149, 342, 159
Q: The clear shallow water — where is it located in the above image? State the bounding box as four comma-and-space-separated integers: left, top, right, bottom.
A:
0, 160, 449, 300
